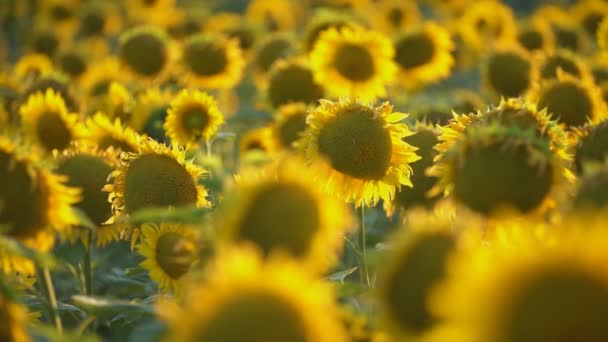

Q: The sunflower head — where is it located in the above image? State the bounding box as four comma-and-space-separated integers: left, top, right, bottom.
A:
572, 164, 608, 210
83, 112, 140, 156
118, 26, 171, 81
538, 49, 591, 82
30, 30, 60, 58
516, 20, 555, 53
251, 33, 297, 87
271, 102, 310, 150
219, 157, 352, 272
572, 0, 608, 37
0, 291, 30, 342
20, 74, 79, 113
137, 222, 199, 293
310, 26, 397, 101
303, 98, 420, 207
14, 53, 54, 81
458, 1, 517, 54
164, 89, 224, 146
204, 13, 261, 53
80, 57, 122, 99
159, 247, 348, 342
302, 9, 360, 52
57, 49, 88, 80
265, 58, 325, 109
368, 0, 420, 34
239, 126, 277, 162
482, 44, 537, 98
245, 0, 296, 32
180, 33, 245, 89
574, 120, 608, 174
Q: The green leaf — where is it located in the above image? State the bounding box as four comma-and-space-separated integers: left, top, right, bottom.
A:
327, 267, 358, 283
29, 324, 100, 342
336, 282, 369, 298
71, 295, 156, 317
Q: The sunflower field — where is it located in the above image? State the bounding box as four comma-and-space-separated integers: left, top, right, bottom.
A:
2, 0, 608, 341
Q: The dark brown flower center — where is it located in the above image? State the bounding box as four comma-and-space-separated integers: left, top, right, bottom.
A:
333, 43, 375, 81
184, 40, 228, 77
155, 232, 196, 279
486, 52, 531, 97
36, 111, 72, 152
538, 82, 593, 127
120, 32, 167, 77
394, 32, 436, 70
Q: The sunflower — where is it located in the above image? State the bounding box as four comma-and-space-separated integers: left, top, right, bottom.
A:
159, 246, 348, 342
537, 49, 592, 82
83, 113, 140, 156
204, 13, 262, 53
458, 1, 517, 55
28, 28, 62, 59
482, 44, 538, 99
598, 17, 608, 51
302, 9, 361, 52
56, 49, 88, 81
250, 33, 297, 87
137, 222, 199, 293
14, 54, 54, 81
55, 144, 121, 246
88, 82, 135, 123
533, 6, 591, 54
79, 58, 122, 100
573, 120, 608, 174
78, 3, 122, 39
528, 71, 607, 127
429, 123, 569, 217
218, 157, 352, 273
0, 291, 30, 342
130, 87, 174, 141
164, 89, 225, 146
271, 103, 311, 151
103, 138, 209, 246
386, 123, 441, 215
239, 126, 277, 164
38, 0, 79, 39
302, 99, 420, 207
180, 33, 245, 89
310, 26, 397, 101
126, 0, 176, 27
118, 26, 172, 82
571, 164, 608, 211
516, 20, 555, 53
18, 74, 80, 115
392, 22, 454, 89
429, 222, 608, 342
19, 89, 82, 155
264, 57, 325, 109
246, 0, 296, 32
0, 135, 80, 275
367, 0, 421, 34
572, 0, 608, 37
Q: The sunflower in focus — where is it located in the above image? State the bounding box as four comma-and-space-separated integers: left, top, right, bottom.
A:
218, 157, 352, 273
180, 33, 245, 90
392, 22, 454, 89
164, 89, 224, 146
103, 138, 209, 246
83, 112, 140, 155
271, 103, 310, 151
264, 57, 325, 109
367, 0, 420, 34
137, 222, 199, 293
159, 247, 348, 342
0, 136, 80, 275
430, 223, 608, 342
55, 144, 121, 246
458, 1, 517, 55
246, 0, 296, 32
19, 89, 81, 155
573, 120, 608, 174
528, 71, 606, 127
482, 44, 538, 99
310, 26, 397, 101
537, 49, 592, 82
0, 291, 30, 342
118, 26, 172, 82
302, 99, 420, 207
250, 33, 297, 87
14, 54, 54, 81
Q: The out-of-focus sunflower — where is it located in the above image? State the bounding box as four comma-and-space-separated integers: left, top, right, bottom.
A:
264, 57, 325, 109
78, 3, 122, 39
366, 0, 420, 34
82, 113, 140, 155
28, 29, 61, 59
429, 123, 569, 217
118, 26, 172, 82
246, 0, 296, 32
528, 70, 606, 127
533, 6, 591, 54
0, 136, 80, 275
180, 33, 245, 90
427, 0, 471, 17
19, 89, 82, 155
516, 19, 555, 54
204, 13, 262, 54
0, 291, 30, 342
302, 9, 361, 52
14, 54, 54, 82
310, 26, 397, 101
159, 247, 348, 342
572, 120, 608, 174
239, 126, 277, 163
130, 87, 174, 141
392, 22, 454, 89
164, 89, 224, 146
302, 99, 420, 207
385, 123, 441, 215
103, 138, 209, 246
86, 82, 135, 123
250, 33, 297, 87
458, 1, 517, 55
79, 58, 122, 100
38, 0, 79, 39
430, 223, 608, 342
271, 103, 310, 151
137, 222, 199, 293
55, 144, 121, 246
571, 0, 608, 37
597, 17, 608, 50
571, 163, 608, 211
18, 74, 79, 113
218, 157, 352, 273
56, 47, 89, 81
126, 0, 176, 27
537, 49, 593, 82
482, 44, 538, 99
0, 73, 19, 128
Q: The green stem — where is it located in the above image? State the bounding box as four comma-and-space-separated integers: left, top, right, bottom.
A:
41, 267, 62, 333
358, 206, 370, 286
84, 230, 93, 296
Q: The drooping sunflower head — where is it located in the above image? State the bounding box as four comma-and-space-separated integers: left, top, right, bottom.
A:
82, 112, 140, 156
180, 33, 245, 90
573, 120, 608, 174
219, 157, 353, 273
137, 222, 199, 293
245, 0, 296, 32
251, 33, 297, 87
164, 89, 224, 146
392, 22, 454, 89
430, 223, 608, 342
103, 138, 210, 238
19, 89, 81, 155
310, 26, 397, 102
265, 58, 325, 109
159, 246, 348, 342
118, 26, 171, 81
271, 102, 310, 151
14, 53, 54, 82
302, 9, 360, 52
0, 136, 80, 274
303, 98, 420, 207
458, 1, 517, 54
528, 71, 607, 127
482, 44, 538, 98
368, 0, 421, 34
516, 20, 555, 53
538, 49, 592, 82
55, 144, 121, 246
0, 291, 30, 342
